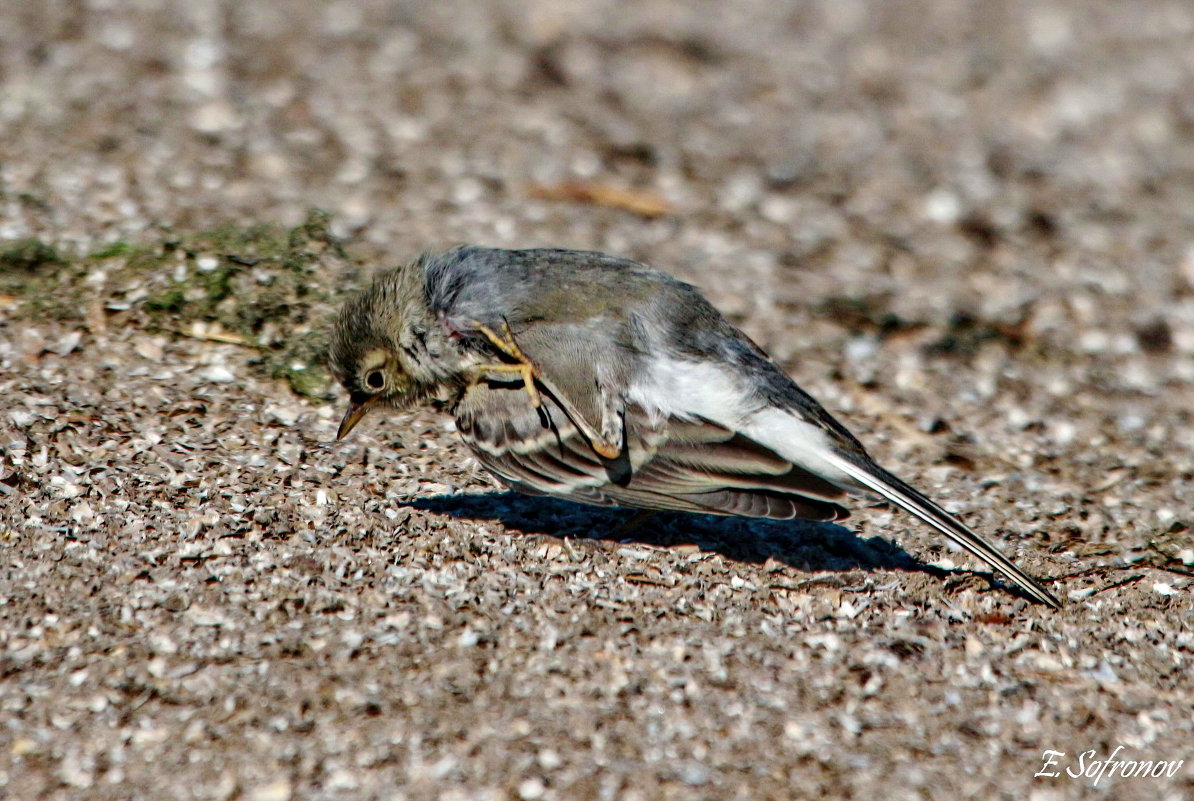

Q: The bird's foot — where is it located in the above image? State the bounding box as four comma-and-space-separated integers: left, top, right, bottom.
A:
468, 321, 541, 408
469, 361, 542, 407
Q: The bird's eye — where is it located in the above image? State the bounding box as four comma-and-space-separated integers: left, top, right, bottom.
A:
364, 370, 386, 390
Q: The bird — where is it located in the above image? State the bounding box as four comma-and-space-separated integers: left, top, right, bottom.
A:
329, 245, 1061, 609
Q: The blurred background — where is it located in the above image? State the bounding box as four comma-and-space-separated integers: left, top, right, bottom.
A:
4, 0, 1194, 338
2, 2, 1193, 799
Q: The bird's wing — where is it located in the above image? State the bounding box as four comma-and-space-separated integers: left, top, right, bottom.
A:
437, 315, 628, 458
453, 379, 851, 523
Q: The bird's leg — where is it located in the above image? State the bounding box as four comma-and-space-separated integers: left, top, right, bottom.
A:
468, 363, 541, 407
474, 320, 526, 361
468, 321, 541, 408
592, 389, 624, 460
466, 319, 624, 460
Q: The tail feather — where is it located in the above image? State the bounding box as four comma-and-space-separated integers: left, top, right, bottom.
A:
825, 454, 1062, 609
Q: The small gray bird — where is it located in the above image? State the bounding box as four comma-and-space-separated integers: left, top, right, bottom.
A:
330, 245, 1061, 608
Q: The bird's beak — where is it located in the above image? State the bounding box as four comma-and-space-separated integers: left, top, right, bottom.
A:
337, 393, 380, 440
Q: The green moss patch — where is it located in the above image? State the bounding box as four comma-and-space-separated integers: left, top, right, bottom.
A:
0, 238, 66, 273
1, 210, 367, 400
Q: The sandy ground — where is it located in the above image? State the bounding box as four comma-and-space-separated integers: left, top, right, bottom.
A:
2, 1, 1193, 799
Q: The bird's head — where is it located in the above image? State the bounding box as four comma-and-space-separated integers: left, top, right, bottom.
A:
329, 259, 454, 439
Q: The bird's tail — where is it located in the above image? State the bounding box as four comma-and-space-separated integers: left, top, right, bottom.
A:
823, 454, 1062, 609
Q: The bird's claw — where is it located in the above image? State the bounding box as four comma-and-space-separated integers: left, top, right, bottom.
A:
469, 320, 542, 408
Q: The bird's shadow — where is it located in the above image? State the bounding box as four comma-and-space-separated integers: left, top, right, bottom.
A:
401, 490, 954, 583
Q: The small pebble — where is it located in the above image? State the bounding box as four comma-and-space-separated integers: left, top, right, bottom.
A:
678, 762, 711, 786
517, 777, 545, 800
247, 780, 292, 801
197, 365, 236, 383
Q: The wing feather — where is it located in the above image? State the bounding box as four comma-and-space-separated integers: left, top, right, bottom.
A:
454, 383, 849, 522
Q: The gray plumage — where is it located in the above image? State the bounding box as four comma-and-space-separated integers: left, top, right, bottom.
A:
330, 245, 1061, 609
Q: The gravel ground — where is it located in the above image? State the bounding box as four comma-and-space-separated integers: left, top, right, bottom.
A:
2, 1, 1194, 799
